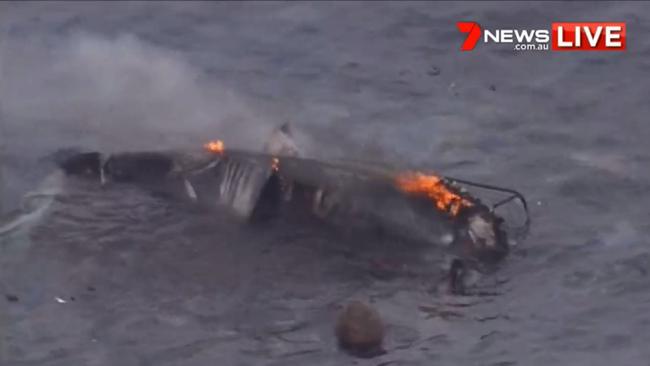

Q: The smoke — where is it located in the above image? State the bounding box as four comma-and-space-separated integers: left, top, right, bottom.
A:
0, 30, 282, 211
2, 31, 273, 154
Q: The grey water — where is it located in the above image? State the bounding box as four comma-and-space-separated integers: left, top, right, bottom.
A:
1, 2, 650, 365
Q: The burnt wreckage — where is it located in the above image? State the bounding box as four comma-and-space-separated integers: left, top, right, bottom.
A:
58, 142, 529, 292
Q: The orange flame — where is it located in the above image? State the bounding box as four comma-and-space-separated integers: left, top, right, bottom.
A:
395, 172, 473, 216
203, 140, 225, 154
271, 157, 280, 172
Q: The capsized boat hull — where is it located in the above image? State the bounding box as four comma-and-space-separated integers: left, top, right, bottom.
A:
58, 149, 520, 270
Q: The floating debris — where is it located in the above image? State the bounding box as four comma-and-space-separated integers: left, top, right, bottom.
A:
54, 131, 530, 287
335, 300, 386, 358
5, 294, 19, 303
428, 66, 441, 76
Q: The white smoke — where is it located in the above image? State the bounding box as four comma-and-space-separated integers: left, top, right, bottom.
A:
2, 32, 273, 153
0, 30, 282, 211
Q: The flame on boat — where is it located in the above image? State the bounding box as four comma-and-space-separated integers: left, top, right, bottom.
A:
395, 172, 473, 216
203, 140, 225, 154
271, 157, 280, 172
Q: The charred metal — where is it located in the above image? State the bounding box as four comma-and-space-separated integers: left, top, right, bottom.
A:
56, 148, 529, 292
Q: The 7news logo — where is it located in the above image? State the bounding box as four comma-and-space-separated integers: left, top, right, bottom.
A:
457, 22, 626, 51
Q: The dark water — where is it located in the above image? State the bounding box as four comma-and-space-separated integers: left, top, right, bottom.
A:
2, 2, 650, 365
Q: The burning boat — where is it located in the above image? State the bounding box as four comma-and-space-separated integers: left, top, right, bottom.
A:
56, 136, 529, 290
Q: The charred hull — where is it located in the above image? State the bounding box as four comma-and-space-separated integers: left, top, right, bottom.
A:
55, 149, 526, 269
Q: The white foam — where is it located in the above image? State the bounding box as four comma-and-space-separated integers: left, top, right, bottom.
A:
0, 170, 64, 236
